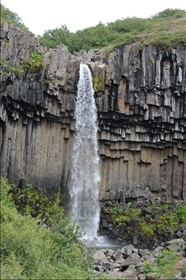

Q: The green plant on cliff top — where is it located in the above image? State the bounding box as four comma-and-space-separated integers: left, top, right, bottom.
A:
28, 52, 45, 73
38, 8, 186, 52
0, 4, 29, 31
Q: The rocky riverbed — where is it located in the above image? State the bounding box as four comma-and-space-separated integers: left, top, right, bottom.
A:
92, 238, 186, 279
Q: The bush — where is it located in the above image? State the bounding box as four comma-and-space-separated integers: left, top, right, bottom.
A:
109, 200, 185, 240
152, 8, 186, 19
28, 52, 45, 73
0, 4, 29, 31
0, 177, 94, 279
181, 264, 186, 277
143, 248, 179, 279
176, 204, 186, 224
38, 8, 186, 52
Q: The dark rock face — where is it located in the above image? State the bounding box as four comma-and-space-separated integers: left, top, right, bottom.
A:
95, 44, 186, 202
0, 22, 186, 201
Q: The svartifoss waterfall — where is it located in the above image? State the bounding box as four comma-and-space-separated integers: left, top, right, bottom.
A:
69, 64, 100, 243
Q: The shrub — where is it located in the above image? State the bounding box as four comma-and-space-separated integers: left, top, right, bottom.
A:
0, 177, 94, 279
181, 264, 186, 277
28, 52, 45, 73
176, 204, 186, 224
0, 57, 25, 79
109, 200, 185, 240
0, 4, 29, 31
143, 248, 179, 279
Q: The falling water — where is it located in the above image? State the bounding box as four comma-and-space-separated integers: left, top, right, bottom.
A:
69, 63, 100, 243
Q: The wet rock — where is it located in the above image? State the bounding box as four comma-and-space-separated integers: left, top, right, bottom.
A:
146, 272, 157, 280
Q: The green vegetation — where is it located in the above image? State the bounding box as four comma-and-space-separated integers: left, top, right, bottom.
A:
0, 51, 45, 81
0, 57, 25, 79
0, 4, 29, 31
176, 204, 186, 224
143, 248, 179, 279
181, 264, 186, 277
92, 75, 105, 92
1, 5, 185, 53
38, 8, 186, 52
109, 202, 186, 239
28, 52, 45, 73
0, 177, 95, 279
9, 181, 62, 219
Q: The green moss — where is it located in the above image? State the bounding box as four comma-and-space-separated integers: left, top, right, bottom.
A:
139, 222, 154, 237
109, 201, 186, 240
0, 57, 25, 79
0, 52, 45, 80
149, 54, 155, 64
92, 75, 105, 92
103, 45, 115, 59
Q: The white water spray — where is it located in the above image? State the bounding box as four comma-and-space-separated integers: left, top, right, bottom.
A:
69, 64, 100, 242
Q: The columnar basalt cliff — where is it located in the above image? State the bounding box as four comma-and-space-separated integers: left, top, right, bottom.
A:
0, 22, 186, 201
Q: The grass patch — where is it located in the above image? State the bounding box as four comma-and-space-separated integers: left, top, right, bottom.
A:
143, 248, 179, 279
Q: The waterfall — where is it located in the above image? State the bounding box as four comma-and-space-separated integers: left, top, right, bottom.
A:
69, 63, 100, 242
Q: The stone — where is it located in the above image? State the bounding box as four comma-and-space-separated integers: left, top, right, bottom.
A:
18, 178, 27, 189
166, 239, 185, 246
172, 258, 186, 270
121, 255, 140, 268
153, 246, 163, 254
105, 249, 114, 256
167, 244, 182, 252
133, 235, 138, 245
176, 231, 183, 238
93, 250, 105, 260
138, 273, 146, 280
139, 249, 150, 256
146, 272, 157, 280
101, 258, 110, 265
94, 265, 105, 272
121, 244, 134, 256
110, 262, 120, 269
112, 248, 123, 260
145, 255, 155, 263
